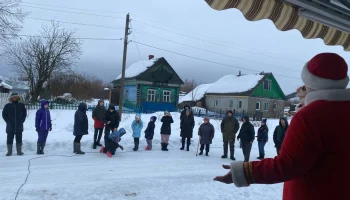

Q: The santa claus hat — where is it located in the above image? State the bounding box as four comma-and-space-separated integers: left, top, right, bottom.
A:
301, 53, 349, 90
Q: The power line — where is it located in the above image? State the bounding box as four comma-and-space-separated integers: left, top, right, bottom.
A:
22, 5, 125, 19
130, 22, 145, 67
131, 28, 300, 72
132, 41, 301, 80
130, 13, 306, 62
20, 1, 306, 62
10, 34, 124, 41
21, 3, 306, 64
131, 19, 305, 64
22, 1, 126, 15
26, 17, 125, 30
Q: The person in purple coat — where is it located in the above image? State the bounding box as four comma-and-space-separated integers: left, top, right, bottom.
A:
35, 100, 52, 154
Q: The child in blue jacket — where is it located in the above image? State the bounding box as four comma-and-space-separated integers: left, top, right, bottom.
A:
100, 128, 126, 157
131, 114, 143, 151
35, 100, 52, 155
144, 116, 157, 150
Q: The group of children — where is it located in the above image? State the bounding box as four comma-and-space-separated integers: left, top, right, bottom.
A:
33, 99, 214, 158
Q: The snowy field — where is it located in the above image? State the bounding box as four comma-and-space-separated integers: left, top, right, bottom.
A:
1, 110, 284, 200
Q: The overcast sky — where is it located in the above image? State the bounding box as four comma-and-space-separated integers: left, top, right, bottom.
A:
1, 0, 350, 94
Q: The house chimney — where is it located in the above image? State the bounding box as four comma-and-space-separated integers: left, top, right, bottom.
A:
148, 55, 154, 60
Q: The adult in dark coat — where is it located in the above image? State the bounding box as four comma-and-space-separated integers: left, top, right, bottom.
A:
73, 103, 88, 155
273, 117, 289, 155
220, 110, 240, 160
160, 111, 174, 151
180, 109, 195, 151
237, 116, 255, 162
2, 93, 27, 156
35, 100, 52, 154
198, 117, 215, 156
256, 119, 269, 160
104, 104, 120, 143
92, 99, 106, 149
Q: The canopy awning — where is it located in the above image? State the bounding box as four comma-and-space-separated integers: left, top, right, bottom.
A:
204, 0, 350, 51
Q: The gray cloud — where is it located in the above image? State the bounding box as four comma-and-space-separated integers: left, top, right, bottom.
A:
1, 0, 349, 95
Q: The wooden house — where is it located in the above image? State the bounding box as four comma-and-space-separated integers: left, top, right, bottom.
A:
111, 56, 184, 113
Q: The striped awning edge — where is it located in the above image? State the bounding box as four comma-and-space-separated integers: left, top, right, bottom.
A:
205, 0, 350, 51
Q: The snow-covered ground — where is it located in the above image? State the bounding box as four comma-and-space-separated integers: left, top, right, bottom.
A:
1, 110, 284, 200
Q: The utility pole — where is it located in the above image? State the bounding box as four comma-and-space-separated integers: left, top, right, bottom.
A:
118, 13, 130, 119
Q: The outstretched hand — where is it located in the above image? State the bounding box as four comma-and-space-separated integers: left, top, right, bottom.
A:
213, 165, 233, 184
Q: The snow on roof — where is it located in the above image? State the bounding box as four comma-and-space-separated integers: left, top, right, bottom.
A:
206, 74, 264, 94
179, 83, 213, 103
116, 58, 157, 80
0, 78, 13, 90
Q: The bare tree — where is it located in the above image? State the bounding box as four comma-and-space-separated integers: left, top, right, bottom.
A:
181, 78, 198, 93
6, 22, 82, 102
50, 71, 109, 101
0, 0, 27, 44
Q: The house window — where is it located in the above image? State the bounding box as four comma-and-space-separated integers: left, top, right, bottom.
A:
238, 101, 242, 109
263, 80, 271, 90
214, 100, 218, 107
147, 89, 156, 101
163, 90, 171, 102
256, 102, 260, 110
229, 100, 233, 108
264, 102, 269, 111
273, 103, 278, 110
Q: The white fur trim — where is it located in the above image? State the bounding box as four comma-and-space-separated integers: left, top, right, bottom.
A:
301, 62, 349, 90
305, 89, 350, 105
230, 161, 250, 187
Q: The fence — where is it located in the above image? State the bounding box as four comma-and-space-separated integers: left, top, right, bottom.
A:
0, 93, 10, 109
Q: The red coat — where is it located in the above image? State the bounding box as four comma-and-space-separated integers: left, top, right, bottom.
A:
245, 96, 349, 200
93, 117, 104, 129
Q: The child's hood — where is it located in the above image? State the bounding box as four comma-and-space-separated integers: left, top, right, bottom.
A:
135, 113, 141, 120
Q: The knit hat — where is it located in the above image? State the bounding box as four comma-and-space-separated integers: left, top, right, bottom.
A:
262, 119, 267, 124
151, 116, 157, 121
108, 104, 116, 110
8, 93, 21, 103
301, 53, 349, 90
227, 110, 233, 115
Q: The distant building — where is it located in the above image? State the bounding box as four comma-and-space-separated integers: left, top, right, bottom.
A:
178, 83, 212, 108
180, 72, 286, 118
0, 76, 12, 93
111, 56, 184, 113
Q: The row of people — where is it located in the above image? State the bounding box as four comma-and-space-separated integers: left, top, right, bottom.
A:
2, 94, 287, 160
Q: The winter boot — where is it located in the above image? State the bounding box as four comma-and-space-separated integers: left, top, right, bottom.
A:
161, 143, 165, 151
221, 155, 227, 159
186, 139, 190, 151
164, 143, 169, 151
133, 141, 139, 151
180, 137, 185, 150
6, 144, 12, 156
145, 147, 149, 150
106, 151, 112, 157
230, 155, 236, 161
206, 151, 209, 156
93, 142, 97, 149
41, 142, 46, 154
257, 154, 262, 159
119, 145, 124, 151
75, 143, 85, 155
199, 150, 203, 155
16, 143, 24, 156
100, 146, 105, 153
37, 143, 42, 155
73, 142, 77, 153
260, 154, 265, 160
